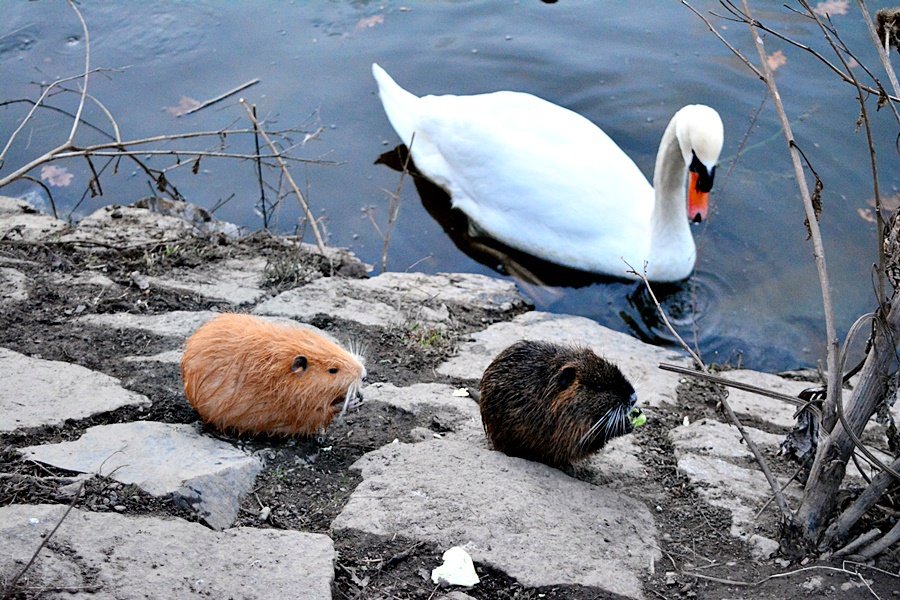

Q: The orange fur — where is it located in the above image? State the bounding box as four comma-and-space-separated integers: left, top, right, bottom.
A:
181, 313, 365, 436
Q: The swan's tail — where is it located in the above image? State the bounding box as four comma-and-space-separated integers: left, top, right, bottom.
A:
372, 63, 419, 148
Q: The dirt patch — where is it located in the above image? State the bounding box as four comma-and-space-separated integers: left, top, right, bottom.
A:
333, 530, 627, 600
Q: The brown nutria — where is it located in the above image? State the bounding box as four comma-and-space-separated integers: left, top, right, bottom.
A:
478, 340, 639, 468
181, 313, 366, 436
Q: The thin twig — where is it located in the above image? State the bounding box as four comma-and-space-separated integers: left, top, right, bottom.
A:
803, 0, 887, 299
65, 0, 90, 144
240, 99, 327, 254
685, 563, 883, 591
380, 134, 414, 272
626, 261, 794, 523
182, 78, 260, 117
856, 0, 900, 100
252, 104, 269, 229
739, 0, 841, 431
18, 175, 57, 219
0, 480, 85, 597
682, 1, 765, 80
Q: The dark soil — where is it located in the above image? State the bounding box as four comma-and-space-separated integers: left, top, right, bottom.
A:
2, 231, 899, 600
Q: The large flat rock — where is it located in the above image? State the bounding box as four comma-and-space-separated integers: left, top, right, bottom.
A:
19, 422, 261, 530
145, 257, 268, 305
0, 195, 68, 241
0, 348, 150, 432
255, 271, 527, 328
332, 438, 658, 599
438, 311, 688, 408
0, 504, 334, 599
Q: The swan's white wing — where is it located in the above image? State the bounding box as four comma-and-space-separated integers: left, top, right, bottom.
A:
409, 91, 655, 275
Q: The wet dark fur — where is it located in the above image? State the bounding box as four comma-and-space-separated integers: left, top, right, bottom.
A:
478, 340, 637, 468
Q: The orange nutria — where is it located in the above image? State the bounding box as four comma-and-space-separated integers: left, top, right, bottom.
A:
181, 313, 366, 436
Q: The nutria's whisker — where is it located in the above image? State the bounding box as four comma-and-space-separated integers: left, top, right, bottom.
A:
579, 407, 616, 450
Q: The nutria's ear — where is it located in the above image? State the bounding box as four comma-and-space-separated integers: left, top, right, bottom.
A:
558, 365, 577, 390
291, 355, 308, 374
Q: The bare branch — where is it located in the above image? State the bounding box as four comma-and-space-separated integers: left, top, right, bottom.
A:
240, 99, 327, 254
380, 133, 414, 272
857, 0, 900, 100
625, 260, 795, 523
65, 0, 91, 144
682, 1, 764, 80
740, 0, 842, 433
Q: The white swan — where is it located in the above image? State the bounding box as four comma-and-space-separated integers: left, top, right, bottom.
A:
372, 63, 724, 282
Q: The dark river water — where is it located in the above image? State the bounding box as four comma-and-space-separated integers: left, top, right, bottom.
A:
2, 1, 897, 372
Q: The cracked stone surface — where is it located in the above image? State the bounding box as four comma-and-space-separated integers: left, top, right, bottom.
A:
718, 370, 813, 430
332, 438, 659, 599
19, 422, 262, 530
254, 271, 527, 328
670, 419, 802, 544
0, 195, 68, 241
438, 311, 688, 408
363, 382, 485, 442
0, 504, 335, 599
0, 348, 150, 432
146, 257, 269, 304
0, 267, 27, 307
78, 310, 222, 339
59, 205, 195, 246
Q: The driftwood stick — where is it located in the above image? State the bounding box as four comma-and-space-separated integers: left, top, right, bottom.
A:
822, 454, 900, 547
182, 79, 260, 117
858, 518, 900, 559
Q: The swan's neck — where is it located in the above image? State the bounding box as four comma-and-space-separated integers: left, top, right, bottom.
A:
647, 117, 695, 280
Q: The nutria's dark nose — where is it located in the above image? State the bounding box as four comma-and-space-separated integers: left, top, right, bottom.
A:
355, 389, 364, 401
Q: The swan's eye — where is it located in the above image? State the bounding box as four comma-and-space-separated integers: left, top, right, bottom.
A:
328, 367, 339, 374
689, 151, 715, 192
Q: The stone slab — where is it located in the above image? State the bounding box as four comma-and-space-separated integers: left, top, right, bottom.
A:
20, 422, 261, 530
332, 438, 659, 599
146, 257, 268, 305
78, 310, 221, 339
438, 311, 688, 408
0, 195, 68, 241
254, 271, 527, 328
0, 267, 27, 307
60, 205, 194, 246
363, 382, 485, 442
0, 504, 334, 599
0, 348, 150, 432
719, 370, 813, 430
670, 419, 802, 542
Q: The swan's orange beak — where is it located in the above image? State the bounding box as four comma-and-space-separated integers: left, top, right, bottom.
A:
689, 171, 708, 223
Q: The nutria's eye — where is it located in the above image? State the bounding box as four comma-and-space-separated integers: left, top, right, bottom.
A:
291, 356, 308, 373
328, 367, 339, 374
557, 366, 577, 390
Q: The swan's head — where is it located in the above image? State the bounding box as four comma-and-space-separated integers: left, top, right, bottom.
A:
675, 105, 724, 223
